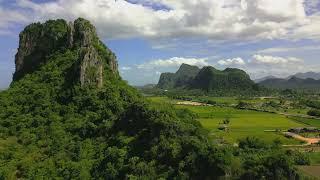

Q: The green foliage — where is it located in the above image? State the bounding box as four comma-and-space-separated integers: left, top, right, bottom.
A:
223, 117, 230, 125
157, 64, 200, 89
156, 64, 269, 96
305, 100, 320, 109
157, 73, 176, 89
260, 77, 320, 92
238, 137, 268, 149
0, 18, 230, 179
94, 40, 117, 68
307, 109, 320, 117
14, 19, 70, 81
0, 18, 309, 179
192, 66, 257, 93
238, 137, 309, 180
236, 101, 251, 109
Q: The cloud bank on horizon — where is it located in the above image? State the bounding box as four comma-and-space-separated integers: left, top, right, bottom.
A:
1, 0, 320, 86
3, 0, 319, 40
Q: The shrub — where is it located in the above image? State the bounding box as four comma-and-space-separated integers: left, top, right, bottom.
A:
307, 109, 320, 117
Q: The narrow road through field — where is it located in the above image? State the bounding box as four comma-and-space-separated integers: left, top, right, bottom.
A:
284, 132, 320, 145
176, 101, 211, 106
175, 100, 320, 146
279, 112, 320, 120
176, 100, 320, 120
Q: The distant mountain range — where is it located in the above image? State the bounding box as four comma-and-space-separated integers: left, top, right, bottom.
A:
157, 64, 258, 93
254, 76, 278, 83
0, 86, 6, 91
157, 63, 200, 89
287, 72, 320, 80
135, 84, 157, 89
255, 71, 320, 90
255, 72, 320, 83
259, 76, 320, 90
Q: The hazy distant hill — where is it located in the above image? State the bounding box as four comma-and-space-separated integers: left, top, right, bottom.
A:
0, 18, 308, 179
157, 64, 258, 93
192, 67, 256, 91
254, 75, 278, 83
259, 76, 320, 90
135, 83, 157, 89
0, 18, 231, 178
287, 72, 320, 80
157, 63, 200, 89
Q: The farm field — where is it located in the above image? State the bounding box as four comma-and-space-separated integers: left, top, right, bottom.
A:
290, 117, 320, 127
298, 165, 320, 179
176, 105, 304, 144
148, 96, 319, 145
308, 152, 320, 165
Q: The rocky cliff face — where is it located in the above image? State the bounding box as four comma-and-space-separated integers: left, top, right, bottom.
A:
13, 18, 118, 87
157, 64, 257, 93
156, 64, 200, 89
157, 73, 176, 89
79, 46, 104, 88
192, 67, 255, 92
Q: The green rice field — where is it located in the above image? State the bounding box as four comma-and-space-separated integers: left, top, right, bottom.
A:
148, 96, 319, 145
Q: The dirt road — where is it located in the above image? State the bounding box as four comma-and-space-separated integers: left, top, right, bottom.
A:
284, 132, 320, 145
176, 101, 212, 106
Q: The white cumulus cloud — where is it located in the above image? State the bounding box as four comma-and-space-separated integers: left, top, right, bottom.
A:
257, 45, 320, 53
251, 54, 303, 65
0, 6, 28, 34
218, 57, 246, 66
137, 57, 209, 69
0, 0, 318, 41
120, 66, 132, 71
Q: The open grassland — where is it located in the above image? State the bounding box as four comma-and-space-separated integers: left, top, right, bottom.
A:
205, 97, 310, 115
204, 96, 279, 104
175, 105, 305, 144
147, 96, 177, 104
307, 152, 320, 165
298, 165, 320, 179
290, 117, 320, 127
200, 97, 239, 105
298, 153, 320, 180
148, 96, 319, 145
0, 137, 18, 151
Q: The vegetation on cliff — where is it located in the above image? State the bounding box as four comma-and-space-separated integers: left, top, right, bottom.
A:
0, 18, 228, 179
156, 64, 263, 96
259, 76, 320, 91
0, 18, 309, 179
157, 63, 200, 89
192, 67, 258, 93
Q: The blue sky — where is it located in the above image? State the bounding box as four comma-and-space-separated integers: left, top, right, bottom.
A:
1, 0, 320, 88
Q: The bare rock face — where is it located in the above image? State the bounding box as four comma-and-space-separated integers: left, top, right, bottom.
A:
73, 18, 97, 47
15, 29, 40, 73
14, 20, 70, 80
79, 46, 103, 88
13, 18, 118, 88
72, 18, 118, 87
67, 22, 75, 48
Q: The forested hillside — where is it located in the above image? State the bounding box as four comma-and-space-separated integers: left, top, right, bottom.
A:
192, 67, 257, 92
157, 64, 261, 95
0, 18, 308, 179
259, 76, 320, 91
289, 72, 320, 80
157, 63, 200, 89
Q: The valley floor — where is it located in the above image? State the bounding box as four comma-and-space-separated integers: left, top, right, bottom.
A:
148, 96, 320, 167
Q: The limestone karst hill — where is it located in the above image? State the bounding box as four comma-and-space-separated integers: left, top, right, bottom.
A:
0, 18, 307, 180
13, 18, 118, 87
157, 64, 259, 94
0, 18, 229, 179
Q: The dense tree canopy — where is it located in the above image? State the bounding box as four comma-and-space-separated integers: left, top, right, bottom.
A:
0, 18, 309, 179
